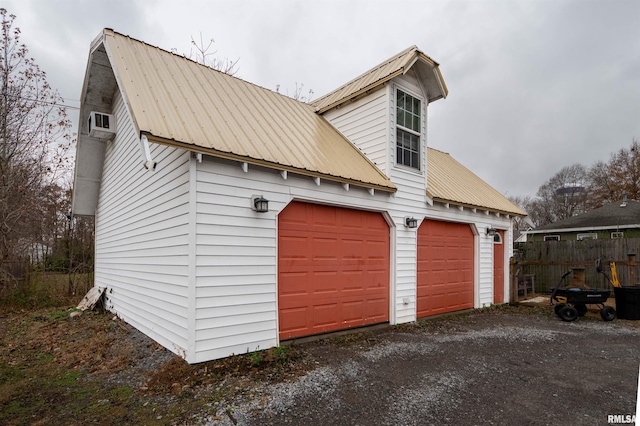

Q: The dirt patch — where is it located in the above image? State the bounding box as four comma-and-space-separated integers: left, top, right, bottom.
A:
0, 307, 316, 425
2, 304, 639, 425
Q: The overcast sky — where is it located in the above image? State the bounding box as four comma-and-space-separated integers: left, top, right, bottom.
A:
4, 0, 639, 198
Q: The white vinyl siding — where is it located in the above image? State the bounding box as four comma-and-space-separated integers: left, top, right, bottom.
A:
321, 87, 389, 174
194, 162, 278, 362
93, 79, 517, 363
192, 155, 427, 361
96, 90, 191, 357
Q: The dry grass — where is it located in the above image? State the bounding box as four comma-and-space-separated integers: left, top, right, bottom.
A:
0, 272, 93, 311
0, 306, 309, 425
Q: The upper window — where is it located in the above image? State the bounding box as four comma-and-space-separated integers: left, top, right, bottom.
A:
544, 235, 560, 241
611, 232, 624, 239
396, 89, 421, 169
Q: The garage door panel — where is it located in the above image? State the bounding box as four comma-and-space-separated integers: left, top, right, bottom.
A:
417, 220, 474, 318
279, 202, 390, 339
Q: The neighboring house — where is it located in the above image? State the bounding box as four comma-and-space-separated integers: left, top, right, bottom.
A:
526, 199, 640, 241
72, 29, 526, 363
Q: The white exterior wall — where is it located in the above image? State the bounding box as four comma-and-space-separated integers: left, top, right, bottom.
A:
322, 69, 515, 314
192, 157, 422, 362
321, 72, 431, 325
388, 72, 431, 323
322, 87, 389, 174
96, 90, 191, 358
191, 155, 515, 362
94, 71, 516, 364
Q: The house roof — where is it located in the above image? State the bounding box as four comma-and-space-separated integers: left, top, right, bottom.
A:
529, 200, 640, 233
311, 45, 448, 114
73, 30, 397, 215
427, 148, 527, 216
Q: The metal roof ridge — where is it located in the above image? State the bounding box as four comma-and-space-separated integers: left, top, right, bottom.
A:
104, 29, 315, 107
311, 45, 420, 107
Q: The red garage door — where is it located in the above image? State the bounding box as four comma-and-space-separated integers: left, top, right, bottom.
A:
417, 220, 474, 317
278, 202, 390, 340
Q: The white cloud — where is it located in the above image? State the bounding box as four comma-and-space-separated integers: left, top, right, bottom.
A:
3, 0, 639, 197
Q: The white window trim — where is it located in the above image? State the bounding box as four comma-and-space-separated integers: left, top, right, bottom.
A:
544, 235, 560, 241
577, 233, 598, 241
393, 85, 424, 172
493, 233, 503, 244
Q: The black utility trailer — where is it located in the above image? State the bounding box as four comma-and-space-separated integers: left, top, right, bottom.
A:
550, 270, 616, 322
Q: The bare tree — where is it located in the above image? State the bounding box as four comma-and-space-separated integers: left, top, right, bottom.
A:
507, 195, 537, 234
276, 82, 314, 103
588, 138, 640, 205
187, 33, 239, 75
534, 164, 590, 226
0, 8, 72, 265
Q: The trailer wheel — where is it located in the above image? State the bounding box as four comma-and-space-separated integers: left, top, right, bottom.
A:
558, 305, 578, 322
554, 304, 566, 316
575, 304, 588, 317
600, 306, 616, 322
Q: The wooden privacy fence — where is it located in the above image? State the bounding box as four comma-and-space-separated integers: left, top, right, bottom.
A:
511, 239, 640, 300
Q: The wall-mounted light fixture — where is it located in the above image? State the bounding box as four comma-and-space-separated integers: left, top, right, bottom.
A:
486, 227, 496, 237
251, 195, 269, 213
404, 216, 418, 229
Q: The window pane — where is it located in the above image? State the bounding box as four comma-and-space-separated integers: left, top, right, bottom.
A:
410, 133, 419, 151
396, 128, 420, 169
396, 93, 421, 170
413, 114, 420, 132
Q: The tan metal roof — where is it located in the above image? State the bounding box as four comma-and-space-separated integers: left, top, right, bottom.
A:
102, 30, 396, 192
311, 46, 448, 114
427, 148, 526, 216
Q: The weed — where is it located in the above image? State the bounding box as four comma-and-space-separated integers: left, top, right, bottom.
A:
249, 350, 263, 367
35, 351, 54, 365
48, 310, 69, 321
0, 272, 93, 311
108, 386, 134, 400
0, 361, 24, 384
50, 370, 81, 387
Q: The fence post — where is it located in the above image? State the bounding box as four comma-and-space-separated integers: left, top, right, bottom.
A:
509, 257, 517, 305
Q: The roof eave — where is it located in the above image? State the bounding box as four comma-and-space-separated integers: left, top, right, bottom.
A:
143, 133, 397, 193
430, 196, 527, 218
527, 224, 640, 234
72, 31, 110, 217
315, 70, 403, 114
316, 50, 447, 114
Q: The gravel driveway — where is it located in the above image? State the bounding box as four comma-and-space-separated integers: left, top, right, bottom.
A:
207, 307, 640, 426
